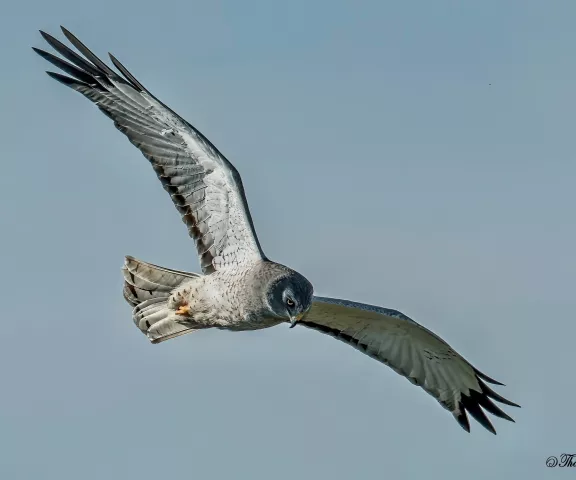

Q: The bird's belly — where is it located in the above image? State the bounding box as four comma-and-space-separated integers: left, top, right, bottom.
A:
218, 314, 285, 332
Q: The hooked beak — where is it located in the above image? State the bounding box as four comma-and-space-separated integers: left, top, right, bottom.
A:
289, 312, 305, 328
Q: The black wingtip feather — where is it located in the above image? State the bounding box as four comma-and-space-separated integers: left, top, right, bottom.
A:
108, 52, 147, 92
455, 410, 471, 433
45, 70, 88, 87
39, 29, 104, 78
453, 374, 519, 434
33, 47, 96, 85
474, 391, 515, 422
473, 367, 505, 386
480, 381, 521, 408
60, 26, 117, 77
461, 395, 497, 434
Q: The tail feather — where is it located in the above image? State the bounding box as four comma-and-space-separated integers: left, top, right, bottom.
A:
148, 318, 197, 344
122, 256, 201, 344
122, 255, 194, 305
133, 297, 167, 326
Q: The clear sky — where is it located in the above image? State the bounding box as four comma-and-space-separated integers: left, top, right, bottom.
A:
1, 1, 575, 478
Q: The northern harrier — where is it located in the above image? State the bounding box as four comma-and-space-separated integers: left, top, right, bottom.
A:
33, 27, 519, 434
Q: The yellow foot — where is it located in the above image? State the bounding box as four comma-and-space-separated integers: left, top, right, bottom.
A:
175, 305, 191, 316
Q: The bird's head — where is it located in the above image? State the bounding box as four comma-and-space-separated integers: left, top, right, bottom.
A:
266, 270, 313, 327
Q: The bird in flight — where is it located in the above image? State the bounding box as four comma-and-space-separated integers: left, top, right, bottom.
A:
34, 27, 519, 434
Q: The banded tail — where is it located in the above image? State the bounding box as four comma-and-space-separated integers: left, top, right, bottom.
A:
122, 256, 200, 343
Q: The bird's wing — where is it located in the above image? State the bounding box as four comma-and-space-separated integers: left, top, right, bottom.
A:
34, 27, 266, 273
300, 296, 520, 434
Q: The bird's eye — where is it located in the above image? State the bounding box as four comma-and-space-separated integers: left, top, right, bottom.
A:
286, 298, 294, 307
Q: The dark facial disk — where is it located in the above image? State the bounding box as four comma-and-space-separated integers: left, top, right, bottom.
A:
267, 271, 313, 324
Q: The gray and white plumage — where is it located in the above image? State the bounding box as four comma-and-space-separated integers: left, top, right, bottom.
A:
34, 27, 520, 435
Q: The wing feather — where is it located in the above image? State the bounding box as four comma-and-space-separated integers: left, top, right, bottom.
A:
300, 296, 520, 434
34, 27, 266, 273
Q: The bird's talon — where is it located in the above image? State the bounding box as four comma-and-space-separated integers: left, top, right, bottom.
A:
176, 305, 191, 316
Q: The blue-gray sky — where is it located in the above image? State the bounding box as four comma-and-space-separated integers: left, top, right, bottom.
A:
1, 1, 575, 478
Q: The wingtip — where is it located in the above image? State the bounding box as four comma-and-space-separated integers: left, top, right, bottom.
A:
456, 415, 496, 435
32, 47, 53, 61
455, 411, 470, 433
60, 25, 79, 46
45, 70, 82, 87
481, 382, 521, 409
108, 52, 119, 67
485, 421, 497, 435
473, 367, 506, 386
39, 30, 55, 43
32, 47, 49, 61
107, 51, 147, 92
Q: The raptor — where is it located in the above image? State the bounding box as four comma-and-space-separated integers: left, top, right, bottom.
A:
34, 26, 520, 434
